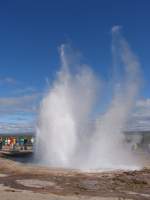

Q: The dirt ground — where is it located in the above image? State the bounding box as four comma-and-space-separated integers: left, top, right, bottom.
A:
0, 158, 150, 200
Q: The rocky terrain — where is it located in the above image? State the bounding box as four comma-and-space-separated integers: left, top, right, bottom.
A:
0, 158, 150, 200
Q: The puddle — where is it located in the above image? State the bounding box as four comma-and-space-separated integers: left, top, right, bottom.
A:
127, 191, 150, 198
16, 179, 56, 188
0, 174, 8, 177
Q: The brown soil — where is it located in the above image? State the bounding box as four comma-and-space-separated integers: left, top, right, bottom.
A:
0, 158, 150, 200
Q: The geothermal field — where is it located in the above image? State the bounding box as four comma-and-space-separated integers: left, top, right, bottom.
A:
0, 27, 146, 200
1, 2, 150, 199
0, 30, 150, 199
0, 154, 150, 200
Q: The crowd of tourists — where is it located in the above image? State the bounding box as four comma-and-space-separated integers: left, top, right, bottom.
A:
0, 136, 34, 151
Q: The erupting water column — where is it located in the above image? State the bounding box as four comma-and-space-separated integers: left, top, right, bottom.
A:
36, 26, 142, 171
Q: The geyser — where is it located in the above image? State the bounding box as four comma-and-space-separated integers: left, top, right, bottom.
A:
36, 27, 142, 170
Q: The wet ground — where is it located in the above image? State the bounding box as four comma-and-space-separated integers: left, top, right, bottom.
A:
0, 157, 150, 200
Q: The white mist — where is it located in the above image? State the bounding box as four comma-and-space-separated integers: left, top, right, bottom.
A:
36, 27, 142, 170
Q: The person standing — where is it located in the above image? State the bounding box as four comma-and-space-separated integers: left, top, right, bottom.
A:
0, 137, 2, 150
13, 137, 16, 150
5, 138, 8, 146
20, 137, 24, 150
7, 137, 11, 146
24, 138, 28, 150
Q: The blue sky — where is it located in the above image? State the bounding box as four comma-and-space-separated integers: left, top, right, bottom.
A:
0, 0, 150, 132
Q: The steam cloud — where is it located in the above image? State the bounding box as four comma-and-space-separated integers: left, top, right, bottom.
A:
36, 27, 142, 171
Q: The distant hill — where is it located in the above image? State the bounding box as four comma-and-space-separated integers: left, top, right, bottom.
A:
0, 132, 35, 137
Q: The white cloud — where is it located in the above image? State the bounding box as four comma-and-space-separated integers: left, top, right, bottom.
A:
136, 99, 150, 107
0, 78, 43, 133
12, 87, 37, 95
134, 99, 150, 118
0, 122, 35, 134
0, 77, 16, 85
127, 98, 150, 131
111, 25, 122, 33
0, 92, 42, 133
0, 93, 41, 115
